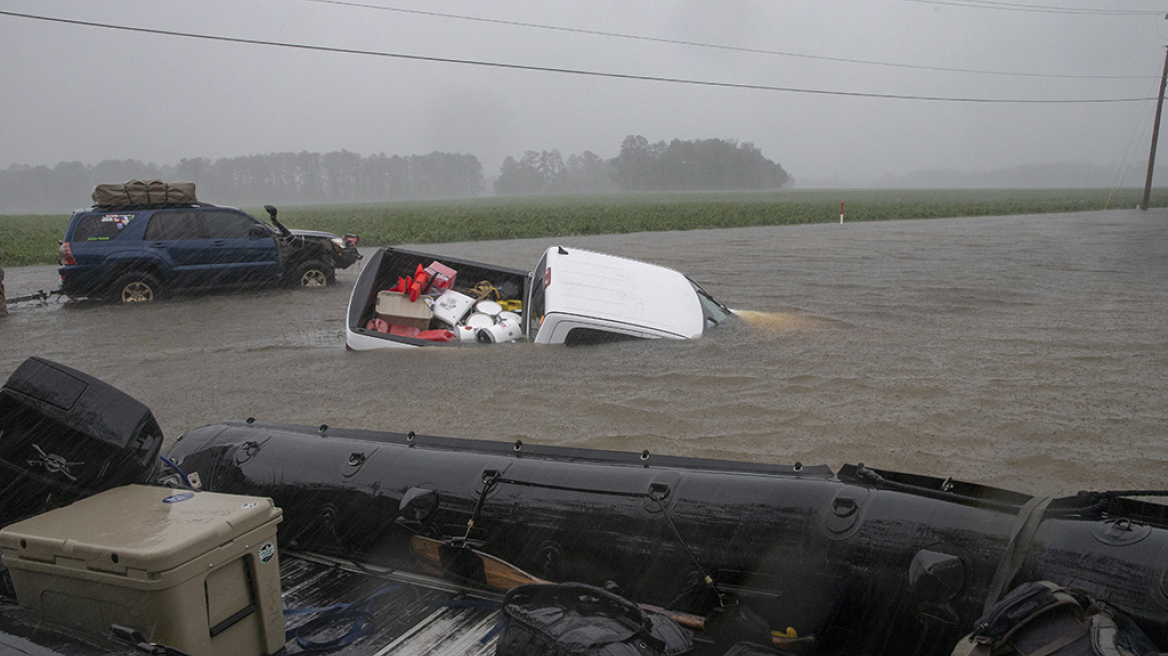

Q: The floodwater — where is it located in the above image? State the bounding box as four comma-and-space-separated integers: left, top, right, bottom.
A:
2, 209, 1166, 499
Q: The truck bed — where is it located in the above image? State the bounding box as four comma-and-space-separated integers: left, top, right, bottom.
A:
346, 247, 530, 349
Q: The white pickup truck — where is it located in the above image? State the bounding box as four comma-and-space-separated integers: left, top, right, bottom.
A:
345, 245, 732, 349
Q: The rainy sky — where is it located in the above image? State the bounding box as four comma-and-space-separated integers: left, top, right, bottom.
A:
1, 0, 1166, 186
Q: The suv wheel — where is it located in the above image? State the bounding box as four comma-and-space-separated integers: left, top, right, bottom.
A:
291, 260, 334, 288
110, 272, 160, 303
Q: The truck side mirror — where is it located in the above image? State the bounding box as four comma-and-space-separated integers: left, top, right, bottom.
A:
263, 205, 292, 238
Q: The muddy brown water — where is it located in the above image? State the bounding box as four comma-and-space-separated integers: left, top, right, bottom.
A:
2, 209, 1167, 499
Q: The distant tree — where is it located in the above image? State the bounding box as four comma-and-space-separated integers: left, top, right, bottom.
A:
175, 158, 210, 186
560, 151, 615, 193
608, 135, 788, 192
53, 161, 88, 199
495, 149, 616, 195
323, 149, 362, 201
609, 135, 660, 191
409, 152, 483, 199
495, 151, 553, 195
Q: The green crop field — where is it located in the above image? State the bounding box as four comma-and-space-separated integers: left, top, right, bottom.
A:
2, 188, 1164, 267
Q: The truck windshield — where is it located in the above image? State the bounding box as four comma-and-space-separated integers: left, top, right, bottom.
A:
689, 278, 732, 332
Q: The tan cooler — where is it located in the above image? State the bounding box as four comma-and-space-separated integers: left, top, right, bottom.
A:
0, 484, 284, 656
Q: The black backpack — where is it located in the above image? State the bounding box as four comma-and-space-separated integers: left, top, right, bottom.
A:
950, 581, 1163, 656
497, 583, 693, 656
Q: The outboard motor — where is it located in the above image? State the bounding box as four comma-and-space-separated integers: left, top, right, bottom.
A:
0, 357, 163, 527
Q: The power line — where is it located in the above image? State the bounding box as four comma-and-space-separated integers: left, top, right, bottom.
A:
0, 9, 1154, 104
300, 0, 1156, 80
895, 0, 1164, 15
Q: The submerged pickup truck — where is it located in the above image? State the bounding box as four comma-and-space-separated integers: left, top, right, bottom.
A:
345, 245, 733, 349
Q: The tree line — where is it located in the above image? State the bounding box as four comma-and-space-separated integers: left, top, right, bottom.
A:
495, 136, 789, 195
0, 136, 789, 214
0, 150, 484, 214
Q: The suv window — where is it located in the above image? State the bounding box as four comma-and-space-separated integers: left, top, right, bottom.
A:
144, 210, 204, 240
201, 210, 259, 239
73, 213, 136, 241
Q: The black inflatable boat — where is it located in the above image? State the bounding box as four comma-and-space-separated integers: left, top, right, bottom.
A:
2, 357, 1167, 656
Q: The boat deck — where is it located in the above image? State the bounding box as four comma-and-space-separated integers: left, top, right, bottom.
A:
280, 552, 503, 656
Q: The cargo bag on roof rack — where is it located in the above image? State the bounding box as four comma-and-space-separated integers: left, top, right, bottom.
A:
92, 179, 197, 207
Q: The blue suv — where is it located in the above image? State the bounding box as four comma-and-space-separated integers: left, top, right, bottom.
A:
58, 204, 359, 303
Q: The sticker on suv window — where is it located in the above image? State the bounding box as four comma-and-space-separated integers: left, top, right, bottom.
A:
83, 214, 135, 240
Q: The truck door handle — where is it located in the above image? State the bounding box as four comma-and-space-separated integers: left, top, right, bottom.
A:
211, 240, 225, 247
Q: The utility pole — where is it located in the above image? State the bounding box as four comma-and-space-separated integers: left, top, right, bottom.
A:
1141, 46, 1168, 211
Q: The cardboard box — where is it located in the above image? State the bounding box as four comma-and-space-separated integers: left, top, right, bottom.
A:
376, 291, 433, 329
0, 485, 284, 656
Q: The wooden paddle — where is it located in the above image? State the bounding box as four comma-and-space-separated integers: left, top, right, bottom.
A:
411, 534, 544, 590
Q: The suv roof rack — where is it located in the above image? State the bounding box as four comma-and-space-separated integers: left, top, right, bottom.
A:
88, 201, 218, 211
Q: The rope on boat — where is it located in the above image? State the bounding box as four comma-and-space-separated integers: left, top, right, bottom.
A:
648, 491, 731, 606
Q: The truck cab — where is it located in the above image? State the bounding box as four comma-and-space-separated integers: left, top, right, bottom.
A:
525, 247, 729, 345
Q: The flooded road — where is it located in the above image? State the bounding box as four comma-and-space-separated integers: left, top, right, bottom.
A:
3, 208, 1166, 499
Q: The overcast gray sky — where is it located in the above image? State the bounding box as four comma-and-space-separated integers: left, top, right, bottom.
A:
1, 0, 1165, 186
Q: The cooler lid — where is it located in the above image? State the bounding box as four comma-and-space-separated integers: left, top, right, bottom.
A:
0, 485, 281, 575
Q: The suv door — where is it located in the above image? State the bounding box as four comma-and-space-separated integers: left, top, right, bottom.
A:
199, 210, 280, 284
143, 209, 215, 288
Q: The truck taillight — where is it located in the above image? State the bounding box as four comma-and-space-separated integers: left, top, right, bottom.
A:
59, 242, 76, 266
